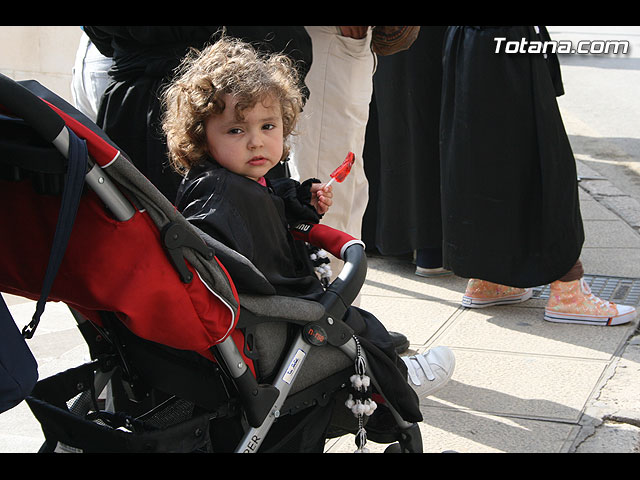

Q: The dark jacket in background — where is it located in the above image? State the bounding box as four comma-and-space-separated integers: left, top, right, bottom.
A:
84, 26, 312, 202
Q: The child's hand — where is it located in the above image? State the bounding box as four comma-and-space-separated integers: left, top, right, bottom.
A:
310, 182, 333, 215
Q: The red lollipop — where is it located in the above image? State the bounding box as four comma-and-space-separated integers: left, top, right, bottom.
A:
326, 152, 355, 187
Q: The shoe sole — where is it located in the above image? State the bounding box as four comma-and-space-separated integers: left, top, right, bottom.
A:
428, 355, 456, 397
543, 309, 636, 326
461, 288, 533, 308
415, 267, 453, 278
416, 270, 453, 278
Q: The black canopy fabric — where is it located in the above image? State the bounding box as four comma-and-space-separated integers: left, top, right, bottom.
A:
439, 26, 584, 288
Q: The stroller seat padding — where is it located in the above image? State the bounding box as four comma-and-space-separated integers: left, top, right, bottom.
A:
251, 322, 352, 395
238, 294, 325, 325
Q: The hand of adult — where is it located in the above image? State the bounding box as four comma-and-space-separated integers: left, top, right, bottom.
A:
339, 26, 369, 39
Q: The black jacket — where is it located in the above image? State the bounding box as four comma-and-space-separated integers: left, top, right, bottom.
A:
175, 161, 423, 424
175, 161, 324, 298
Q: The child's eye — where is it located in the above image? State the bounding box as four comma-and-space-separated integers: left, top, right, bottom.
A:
262, 123, 275, 131
228, 127, 243, 134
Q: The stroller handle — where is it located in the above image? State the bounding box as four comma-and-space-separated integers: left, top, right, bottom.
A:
0, 73, 66, 146
329, 241, 367, 306
291, 222, 367, 322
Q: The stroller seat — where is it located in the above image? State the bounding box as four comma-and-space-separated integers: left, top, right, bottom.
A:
0, 73, 423, 453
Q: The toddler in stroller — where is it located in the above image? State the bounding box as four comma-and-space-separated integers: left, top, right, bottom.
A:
0, 38, 453, 453
162, 36, 455, 442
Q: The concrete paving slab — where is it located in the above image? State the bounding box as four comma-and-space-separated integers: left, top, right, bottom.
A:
579, 197, 621, 221
582, 220, 640, 249
417, 408, 582, 453
364, 256, 468, 303
359, 295, 459, 346
0, 401, 45, 453
434, 306, 636, 361
580, 247, 640, 278
420, 352, 607, 423
593, 335, 640, 417
416, 408, 583, 453
575, 421, 640, 453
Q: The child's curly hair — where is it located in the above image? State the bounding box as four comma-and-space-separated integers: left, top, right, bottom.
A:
161, 36, 304, 174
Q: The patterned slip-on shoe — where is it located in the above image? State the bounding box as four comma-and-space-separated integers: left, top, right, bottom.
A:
461, 278, 532, 308
544, 278, 636, 326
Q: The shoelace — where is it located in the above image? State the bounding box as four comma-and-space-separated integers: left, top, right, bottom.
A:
404, 354, 436, 386
581, 279, 614, 309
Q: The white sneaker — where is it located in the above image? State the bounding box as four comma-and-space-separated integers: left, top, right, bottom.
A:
402, 346, 455, 398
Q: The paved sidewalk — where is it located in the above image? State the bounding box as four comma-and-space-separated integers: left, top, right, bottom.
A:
1, 158, 639, 453
327, 158, 640, 453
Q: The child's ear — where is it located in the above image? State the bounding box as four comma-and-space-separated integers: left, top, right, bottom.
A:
203, 144, 215, 162
202, 127, 212, 157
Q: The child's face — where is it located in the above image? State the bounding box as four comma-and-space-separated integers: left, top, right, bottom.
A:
204, 94, 284, 182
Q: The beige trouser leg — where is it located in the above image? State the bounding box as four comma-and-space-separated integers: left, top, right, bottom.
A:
290, 26, 375, 243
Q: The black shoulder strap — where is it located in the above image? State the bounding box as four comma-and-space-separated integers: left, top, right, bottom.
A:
22, 127, 87, 339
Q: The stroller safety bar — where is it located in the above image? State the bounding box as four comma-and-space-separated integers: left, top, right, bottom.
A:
292, 222, 367, 325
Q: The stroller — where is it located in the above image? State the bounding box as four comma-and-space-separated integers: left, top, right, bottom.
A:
0, 73, 423, 453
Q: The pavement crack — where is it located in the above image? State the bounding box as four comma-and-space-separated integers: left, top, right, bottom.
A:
602, 414, 640, 429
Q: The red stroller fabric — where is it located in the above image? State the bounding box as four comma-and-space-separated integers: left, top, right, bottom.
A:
0, 81, 240, 362
0, 181, 237, 359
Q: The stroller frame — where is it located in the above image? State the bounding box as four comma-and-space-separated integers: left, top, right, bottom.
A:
0, 73, 422, 453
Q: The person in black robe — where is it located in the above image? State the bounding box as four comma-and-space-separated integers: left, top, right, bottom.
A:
363, 26, 449, 277
440, 25, 582, 288
83, 26, 313, 202
440, 26, 636, 326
